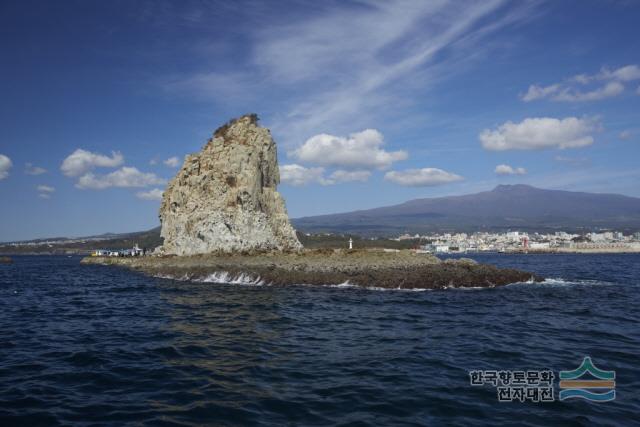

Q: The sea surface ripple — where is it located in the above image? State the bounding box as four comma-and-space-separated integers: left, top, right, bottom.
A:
1, 254, 639, 426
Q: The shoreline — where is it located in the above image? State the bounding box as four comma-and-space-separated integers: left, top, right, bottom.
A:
81, 249, 542, 290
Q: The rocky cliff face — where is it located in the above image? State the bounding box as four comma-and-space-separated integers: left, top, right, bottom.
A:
158, 114, 302, 255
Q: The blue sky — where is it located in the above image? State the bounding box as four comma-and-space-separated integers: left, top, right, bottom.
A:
0, 0, 639, 241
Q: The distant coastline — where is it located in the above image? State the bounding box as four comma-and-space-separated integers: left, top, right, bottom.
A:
3, 231, 640, 256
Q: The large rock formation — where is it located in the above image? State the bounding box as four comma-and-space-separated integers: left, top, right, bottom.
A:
158, 114, 302, 255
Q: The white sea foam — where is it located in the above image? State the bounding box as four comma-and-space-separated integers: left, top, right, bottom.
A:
506, 277, 613, 288
444, 286, 487, 291
154, 271, 267, 286
157, 273, 557, 292
154, 273, 191, 281
323, 281, 431, 292
197, 271, 266, 286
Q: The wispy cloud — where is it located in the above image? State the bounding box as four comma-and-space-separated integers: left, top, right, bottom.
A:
36, 184, 55, 199
279, 164, 372, 187
384, 168, 463, 187
25, 163, 47, 175
163, 1, 537, 146
495, 164, 526, 175
136, 188, 164, 201
554, 155, 591, 167
163, 156, 181, 168
269, 0, 536, 145
326, 169, 371, 184
76, 167, 166, 190
522, 64, 640, 102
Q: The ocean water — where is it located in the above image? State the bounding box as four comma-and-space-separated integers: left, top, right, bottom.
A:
0, 254, 638, 426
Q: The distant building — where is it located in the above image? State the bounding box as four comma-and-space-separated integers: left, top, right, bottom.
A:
529, 242, 550, 250
92, 244, 145, 257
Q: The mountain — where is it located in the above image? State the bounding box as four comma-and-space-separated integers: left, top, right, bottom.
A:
4, 185, 640, 252
292, 185, 640, 235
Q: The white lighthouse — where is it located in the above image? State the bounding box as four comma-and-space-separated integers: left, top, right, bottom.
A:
349, 238, 353, 249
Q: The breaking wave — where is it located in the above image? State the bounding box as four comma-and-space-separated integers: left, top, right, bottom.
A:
154, 271, 267, 286
198, 271, 266, 286
506, 277, 614, 288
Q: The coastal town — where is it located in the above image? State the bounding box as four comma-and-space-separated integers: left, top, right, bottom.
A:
3, 229, 640, 255
393, 230, 640, 253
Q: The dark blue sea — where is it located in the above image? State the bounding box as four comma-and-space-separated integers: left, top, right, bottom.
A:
1, 254, 639, 426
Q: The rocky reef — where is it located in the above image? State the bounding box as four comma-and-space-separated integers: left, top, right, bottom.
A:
82, 114, 543, 290
158, 114, 301, 255
81, 250, 541, 290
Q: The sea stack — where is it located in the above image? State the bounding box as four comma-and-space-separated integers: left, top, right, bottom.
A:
158, 114, 302, 255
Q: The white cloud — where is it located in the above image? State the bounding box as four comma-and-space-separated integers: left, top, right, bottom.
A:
136, 188, 164, 201
599, 65, 640, 82
61, 149, 124, 177
480, 117, 599, 151
522, 64, 640, 102
326, 170, 371, 184
521, 84, 561, 102
37, 185, 55, 193
0, 154, 12, 180
279, 164, 326, 187
163, 156, 181, 168
291, 129, 407, 170
76, 167, 166, 190
25, 163, 47, 175
36, 184, 55, 199
495, 164, 527, 175
279, 164, 371, 186
558, 81, 623, 102
384, 168, 463, 187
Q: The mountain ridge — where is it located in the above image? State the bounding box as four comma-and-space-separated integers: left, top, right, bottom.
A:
4, 185, 640, 247
292, 185, 640, 235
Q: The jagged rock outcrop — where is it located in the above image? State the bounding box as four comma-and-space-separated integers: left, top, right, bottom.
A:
158, 114, 302, 255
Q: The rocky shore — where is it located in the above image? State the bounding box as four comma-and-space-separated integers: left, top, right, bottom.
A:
81, 249, 542, 290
